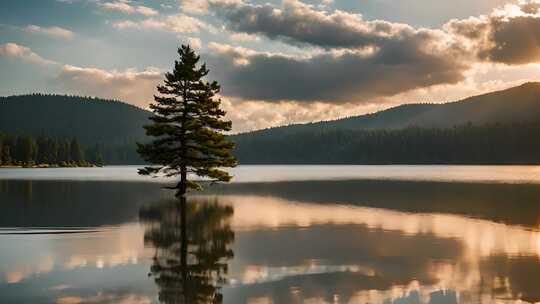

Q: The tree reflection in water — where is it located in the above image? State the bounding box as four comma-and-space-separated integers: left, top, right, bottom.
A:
139, 197, 234, 304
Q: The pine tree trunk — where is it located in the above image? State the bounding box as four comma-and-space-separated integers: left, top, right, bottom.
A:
179, 196, 188, 301
178, 84, 188, 198
179, 166, 187, 197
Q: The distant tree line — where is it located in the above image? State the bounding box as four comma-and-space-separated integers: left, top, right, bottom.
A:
0, 133, 147, 166
0, 133, 101, 167
8, 120, 540, 166
232, 122, 540, 164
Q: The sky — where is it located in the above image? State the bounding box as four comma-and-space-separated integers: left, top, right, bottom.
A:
1, 0, 540, 132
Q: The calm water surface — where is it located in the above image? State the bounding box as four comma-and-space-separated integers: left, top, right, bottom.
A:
3, 165, 540, 183
1, 166, 540, 304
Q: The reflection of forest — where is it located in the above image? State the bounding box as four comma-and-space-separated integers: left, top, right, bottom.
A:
4, 179, 540, 228
203, 179, 540, 228
139, 198, 235, 304
2, 179, 540, 303
0, 180, 164, 227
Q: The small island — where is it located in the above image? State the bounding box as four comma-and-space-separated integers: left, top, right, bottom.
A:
0, 134, 102, 168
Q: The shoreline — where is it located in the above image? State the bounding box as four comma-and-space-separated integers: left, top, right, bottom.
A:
0, 164, 101, 169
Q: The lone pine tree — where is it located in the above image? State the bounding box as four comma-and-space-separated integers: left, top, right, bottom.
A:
137, 45, 237, 197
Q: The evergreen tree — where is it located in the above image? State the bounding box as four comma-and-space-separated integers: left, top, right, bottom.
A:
140, 198, 234, 304
14, 136, 24, 163
0, 134, 100, 166
58, 139, 70, 163
137, 45, 237, 197
2, 136, 14, 165
15, 136, 36, 164
70, 138, 84, 163
87, 144, 104, 166
46, 138, 58, 164
95, 151, 104, 166
37, 136, 49, 163
0, 134, 3, 165
2, 144, 10, 165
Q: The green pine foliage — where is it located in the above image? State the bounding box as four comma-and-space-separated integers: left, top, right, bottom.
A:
70, 138, 84, 162
138, 45, 237, 196
0, 134, 4, 164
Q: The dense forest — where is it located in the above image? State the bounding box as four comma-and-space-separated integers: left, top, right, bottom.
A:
0, 133, 101, 167
230, 83, 540, 164
232, 122, 540, 164
0, 133, 143, 166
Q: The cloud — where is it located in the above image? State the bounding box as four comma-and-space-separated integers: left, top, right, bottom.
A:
229, 32, 260, 42
179, 0, 209, 15
179, 0, 243, 14
186, 37, 202, 49
56, 293, 152, 304
25, 25, 75, 40
10, 0, 540, 132
198, 0, 472, 103
193, 0, 540, 105
477, 15, 540, 64
210, 0, 419, 50
101, 0, 158, 16
222, 97, 380, 132
0, 43, 57, 65
205, 39, 467, 103
444, 2, 540, 65
222, 62, 540, 132
113, 13, 209, 33
211, 0, 540, 65
55, 65, 162, 107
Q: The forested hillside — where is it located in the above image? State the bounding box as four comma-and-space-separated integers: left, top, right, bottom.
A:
243, 82, 540, 138
232, 122, 540, 164
232, 83, 540, 164
0, 94, 150, 164
0, 94, 150, 145
3, 83, 540, 165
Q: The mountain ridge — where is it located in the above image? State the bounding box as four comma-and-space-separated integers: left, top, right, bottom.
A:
0, 94, 150, 146
230, 82, 540, 164
2, 82, 540, 164
238, 82, 540, 136
2, 82, 540, 139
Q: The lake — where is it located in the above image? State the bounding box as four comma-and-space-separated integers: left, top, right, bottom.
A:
1, 165, 540, 304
